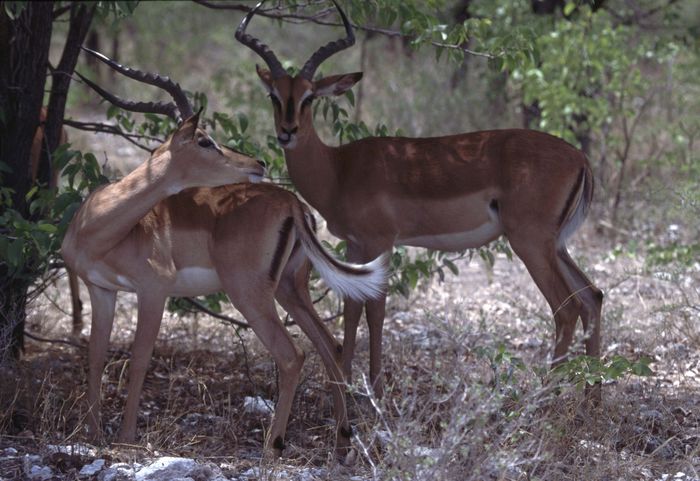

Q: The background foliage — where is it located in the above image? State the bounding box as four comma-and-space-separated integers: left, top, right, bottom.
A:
2, 0, 699, 340
1, 1, 699, 479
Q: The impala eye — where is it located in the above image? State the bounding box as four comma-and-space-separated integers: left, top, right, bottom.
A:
198, 137, 214, 148
269, 94, 282, 109
301, 95, 315, 109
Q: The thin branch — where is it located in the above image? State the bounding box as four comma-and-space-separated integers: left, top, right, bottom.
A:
194, 0, 494, 59
184, 291, 340, 328
183, 297, 251, 329
52, 5, 71, 19
312, 287, 331, 304
24, 330, 84, 349
24, 330, 131, 357
63, 119, 157, 152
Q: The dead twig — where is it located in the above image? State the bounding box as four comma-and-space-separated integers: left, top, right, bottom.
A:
182, 297, 251, 329
194, 0, 494, 59
63, 119, 157, 152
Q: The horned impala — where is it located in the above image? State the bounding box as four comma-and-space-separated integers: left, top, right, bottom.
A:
62, 48, 386, 456
236, 1, 603, 397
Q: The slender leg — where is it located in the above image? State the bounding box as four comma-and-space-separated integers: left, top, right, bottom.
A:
227, 284, 305, 457
85, 284, 117, 440
507, 238, 584, 365
366, 296, 386, 398
557, 248, 603, 358
276, 263, 352, 455
341, 242, 391, 398
341, 242, 365, 382
117, 291, 166, 443
68, 269, 83, 336
341, 299, 364, 381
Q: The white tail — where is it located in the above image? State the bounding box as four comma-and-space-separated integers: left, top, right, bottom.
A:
295, 207, 387, 301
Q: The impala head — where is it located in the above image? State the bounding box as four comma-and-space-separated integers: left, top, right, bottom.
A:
77, 47, 265, 184
156, 111, 265, 188
236, 0, 362, 149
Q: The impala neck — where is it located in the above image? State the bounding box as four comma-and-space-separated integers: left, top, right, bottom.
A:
283, 127, 337, 216
71, 150, 183, 257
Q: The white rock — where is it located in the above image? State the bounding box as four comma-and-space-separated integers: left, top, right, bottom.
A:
297, 468, 328, 481
374, 430, 392, 448
46, 443, 96, 457
411, 445, 441, 459
241, 467, 260, 479
243, 396, 274, 415
98, 469, 117, 481
135, 457, 198, 481
3, 447, 18, 456
28, 465, 53, 480
98, 462, 135, 481
80, 458, 106, 476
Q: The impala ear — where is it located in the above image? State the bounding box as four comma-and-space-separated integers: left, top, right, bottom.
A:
314, 72, 363, 97
256, 64, 274, 94
173, 109, 201, 143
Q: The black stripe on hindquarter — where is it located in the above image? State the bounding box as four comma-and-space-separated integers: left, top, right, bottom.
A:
559, 167, 586, 226
269, 216, 295, 281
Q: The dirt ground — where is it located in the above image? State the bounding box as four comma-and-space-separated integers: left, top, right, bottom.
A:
1, 224, 699, 480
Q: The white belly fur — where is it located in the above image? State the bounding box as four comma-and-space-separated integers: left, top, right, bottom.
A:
401, 218, 503, 251
171, 267, 223, 296
86, 266, 223, 297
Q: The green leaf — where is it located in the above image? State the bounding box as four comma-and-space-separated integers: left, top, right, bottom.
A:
238, 113, 249, 133
7, 239, 24, 268
345, 89, 355, 107
443, 259, 459, 275
25, 186, 38, 201
36, 223, 57, 233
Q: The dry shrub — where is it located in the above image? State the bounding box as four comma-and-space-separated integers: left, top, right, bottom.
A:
345, 308, 699, 481
1, 245, 699, 481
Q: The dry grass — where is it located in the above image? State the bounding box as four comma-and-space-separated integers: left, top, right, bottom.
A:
1, 231, 699, 480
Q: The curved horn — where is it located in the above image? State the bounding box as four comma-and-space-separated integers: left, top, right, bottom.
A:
235, 1, 287, 79
75, 71, 180, 121
299, 0, 355, 81
80, 46, 194, 121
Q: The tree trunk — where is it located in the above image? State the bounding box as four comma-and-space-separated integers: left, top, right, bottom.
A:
0, 1, 94, 360
0, 2, 54, 360
39, 3, 95, 186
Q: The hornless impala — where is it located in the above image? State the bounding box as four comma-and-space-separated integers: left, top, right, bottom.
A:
236, 1, 603, 397
62, 48, 386, 455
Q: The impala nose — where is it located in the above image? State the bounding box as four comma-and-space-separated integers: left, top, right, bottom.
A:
278, 126, 298, 145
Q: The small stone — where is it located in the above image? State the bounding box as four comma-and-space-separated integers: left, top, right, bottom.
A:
46, 443, 96, 457
135, 457, 197, 481
80, 458, 106, 476
243, 396, 274, 415
98, 463, 135, 481
28, 465, 53, 480
374, 430, 392, 448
